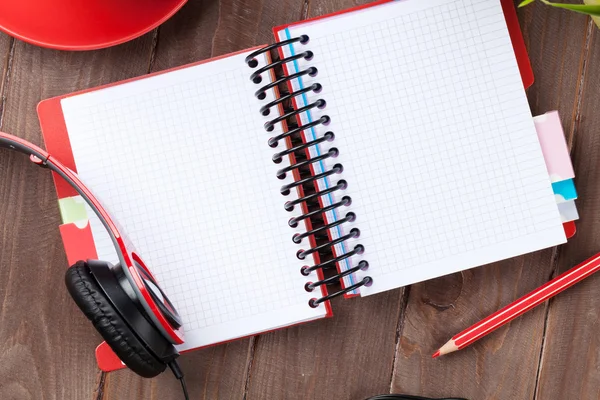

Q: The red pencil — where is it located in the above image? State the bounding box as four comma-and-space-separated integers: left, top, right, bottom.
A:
433, 251, 600, 358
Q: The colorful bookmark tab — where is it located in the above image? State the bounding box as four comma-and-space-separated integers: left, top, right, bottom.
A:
558, 201, 579, 223
534, 111, 575, 183
552, 179, 577, 203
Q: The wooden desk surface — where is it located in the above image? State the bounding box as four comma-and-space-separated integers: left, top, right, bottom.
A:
0, 1, 598, 399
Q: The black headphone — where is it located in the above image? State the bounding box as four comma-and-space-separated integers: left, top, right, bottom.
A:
0, 131, 189, 397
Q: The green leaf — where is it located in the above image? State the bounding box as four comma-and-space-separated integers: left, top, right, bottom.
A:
518, 0, 536, 7
584, 0, 600, 28
540, 0, 600, 16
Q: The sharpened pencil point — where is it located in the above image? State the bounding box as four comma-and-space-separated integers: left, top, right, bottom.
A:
436, 339, 459, 357
432, 350, 441, 358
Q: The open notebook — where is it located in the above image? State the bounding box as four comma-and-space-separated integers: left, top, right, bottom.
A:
38, 0, 566, 372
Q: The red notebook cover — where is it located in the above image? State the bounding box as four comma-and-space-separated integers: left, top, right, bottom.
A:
37, 47, 333, 373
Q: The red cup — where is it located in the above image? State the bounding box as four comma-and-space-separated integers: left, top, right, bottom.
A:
0, 0, 187, 51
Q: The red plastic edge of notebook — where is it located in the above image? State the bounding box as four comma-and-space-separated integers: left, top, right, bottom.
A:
272, 0, 534, 297
38, 46, 268, 198
37, 46, 333, 373
500, 0, 535, 89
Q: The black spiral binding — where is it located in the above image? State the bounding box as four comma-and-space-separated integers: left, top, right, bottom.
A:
245, 36, 372, 307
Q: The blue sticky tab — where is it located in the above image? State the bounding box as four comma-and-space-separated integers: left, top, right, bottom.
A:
552, 179, 577, 203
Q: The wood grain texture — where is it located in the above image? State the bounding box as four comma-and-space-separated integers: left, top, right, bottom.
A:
535, 23, 600, 400
520, 0, 591, 141
99, 0, 309, 398
246, 293, 404, 400
393, 254, 556, 399
390, 4, 591, 400
0, 36, 13, 124
306, 0, 370, 18
0, 35, 156, 400
0, 1, 598, 400
102, 339, 254, 400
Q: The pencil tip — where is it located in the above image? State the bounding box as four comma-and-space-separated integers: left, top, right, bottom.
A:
432, 350, 441, 358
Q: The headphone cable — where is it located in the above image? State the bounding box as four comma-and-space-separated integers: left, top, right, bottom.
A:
168, 360, 190, 400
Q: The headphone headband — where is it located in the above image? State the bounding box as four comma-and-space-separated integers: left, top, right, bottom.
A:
0, 132, 49, 160
0, 131, 184, 344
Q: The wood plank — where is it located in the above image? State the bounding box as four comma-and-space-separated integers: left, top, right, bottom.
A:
245, 1, 404, 399
521, 1, 592, 142
100, 0, 308, 398
390, 3, 590, 399
393, 255, 558, 398
246, 294, 404, 399
0, 35, 156, 399
0, 35, 13, 123
307, 0, 368, 16
535, 22, 600, 400
152, 0, 306, 71
102, 340, 253, 400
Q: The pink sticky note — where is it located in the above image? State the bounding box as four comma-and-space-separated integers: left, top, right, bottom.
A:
534, 111, 575, 183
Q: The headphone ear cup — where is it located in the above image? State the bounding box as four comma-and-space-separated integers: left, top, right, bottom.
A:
65, 261, 167, 378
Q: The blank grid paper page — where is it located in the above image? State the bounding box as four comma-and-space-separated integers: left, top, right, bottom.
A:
60, 51, 326, 350
282, 0, 565, 295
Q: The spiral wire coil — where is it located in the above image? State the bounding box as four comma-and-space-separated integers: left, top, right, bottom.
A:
245, 36, 372, 307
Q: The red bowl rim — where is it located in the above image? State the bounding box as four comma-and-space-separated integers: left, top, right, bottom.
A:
0, 0, 187, 51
